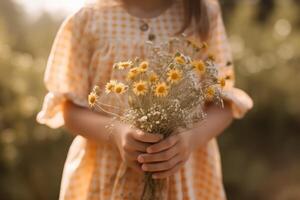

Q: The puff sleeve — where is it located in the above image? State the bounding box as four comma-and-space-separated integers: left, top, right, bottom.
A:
207, 2, 253, 118
37, 8, 93, 128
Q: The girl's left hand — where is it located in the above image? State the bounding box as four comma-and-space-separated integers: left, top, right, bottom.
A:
137, 130, 195, 179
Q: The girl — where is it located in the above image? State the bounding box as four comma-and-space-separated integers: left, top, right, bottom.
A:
37, 0, 253, 199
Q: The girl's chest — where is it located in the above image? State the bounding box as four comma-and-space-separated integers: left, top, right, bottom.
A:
91, 5, 185, 46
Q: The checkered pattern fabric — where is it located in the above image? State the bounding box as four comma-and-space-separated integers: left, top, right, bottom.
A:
37, 0, 253, 199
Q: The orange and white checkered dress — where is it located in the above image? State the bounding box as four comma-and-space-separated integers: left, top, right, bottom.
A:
37, 0, 253, 199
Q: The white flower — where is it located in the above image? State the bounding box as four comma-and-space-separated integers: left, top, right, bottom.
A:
139, 116, 148, 122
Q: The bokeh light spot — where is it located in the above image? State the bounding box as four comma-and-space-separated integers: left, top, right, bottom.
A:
274, 19, 292, 38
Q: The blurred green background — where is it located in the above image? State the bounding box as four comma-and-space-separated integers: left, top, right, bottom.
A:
0, 0, 299, 199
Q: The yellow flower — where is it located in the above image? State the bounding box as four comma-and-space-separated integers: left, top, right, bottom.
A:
92, 85, 101, 95
208, 54, 215, 61
167, 69, 183, 84
126, 67, 140, 81
154, 82, 169, 97
127, 71, 137, 81
219, 78, 226, 88
205, 86, 215, 101
139, 61, 149, 73
130, 67, 139, 74
175, 56, 186, 65
202, 42, 208, 49
133, 80, 148, 96
114, 82, 127, 94
117, 61, 133, 69
88, 92, 98, 108
225, 74, 234, 80
149, 73, 158, 83
105, 80, 117, 94
192, 60, 206, 75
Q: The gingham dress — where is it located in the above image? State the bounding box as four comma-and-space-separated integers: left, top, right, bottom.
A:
37, 0, 253, 199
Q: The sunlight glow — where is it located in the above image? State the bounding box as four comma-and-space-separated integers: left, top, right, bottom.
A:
14, 0, 85, 15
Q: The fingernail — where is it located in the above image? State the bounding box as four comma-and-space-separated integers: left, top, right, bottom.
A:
147, 148, 152, 153
137, 156, 144, 163
142, 164, 147, 171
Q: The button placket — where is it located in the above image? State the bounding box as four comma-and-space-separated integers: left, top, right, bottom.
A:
139, 19, 156, 42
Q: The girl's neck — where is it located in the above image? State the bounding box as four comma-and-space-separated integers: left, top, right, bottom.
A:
121, 0, 175, 19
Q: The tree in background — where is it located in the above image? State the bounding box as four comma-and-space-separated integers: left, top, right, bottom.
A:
0, 1, 69, 199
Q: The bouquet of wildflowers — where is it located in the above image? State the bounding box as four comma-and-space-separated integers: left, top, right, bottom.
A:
88, 36, 225, 200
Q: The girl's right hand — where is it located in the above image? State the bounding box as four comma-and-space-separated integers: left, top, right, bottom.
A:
111, 122, 162, 172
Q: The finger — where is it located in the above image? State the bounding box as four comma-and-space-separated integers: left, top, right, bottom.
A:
152, 162, 184, 179
124, 137, 149, 152
126, 161, 143, 173
147, 135, 179, 153
124, 151, 140, 161
137, 144, 180, 163
141, 154, 181, 172
132, 130, 163, 143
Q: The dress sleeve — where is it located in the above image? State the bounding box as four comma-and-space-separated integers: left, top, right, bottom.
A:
37, 8, 93, 128
206, 2, 253, 119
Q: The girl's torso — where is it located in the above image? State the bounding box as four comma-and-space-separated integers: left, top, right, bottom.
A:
58, 1, 227, 199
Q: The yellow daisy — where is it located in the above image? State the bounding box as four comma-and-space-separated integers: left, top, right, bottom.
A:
167, 69, 183, 84
208, 54, 216, 61
117, 61, 133, 69
149, 73, 158, 83
187, 39, 200, 50
154, 82, 169, 97
175, 56, 186, 65
130, 67, 140, 75
226, 74, 234, 81
205, 86, 216, 101
192, 60, 206, 75
202, 42, 208, 49
127, 71, 137, 81
114, 82, 127, 94
138, 61, 149, 73
88, 92, 98, 108
92, 85, 101, 95
133, 80, 148, 96
219, 78, 226, 88
105, 80, 117, 94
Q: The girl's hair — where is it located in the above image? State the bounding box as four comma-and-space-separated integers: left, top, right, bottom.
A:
179, 0, 211, 40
